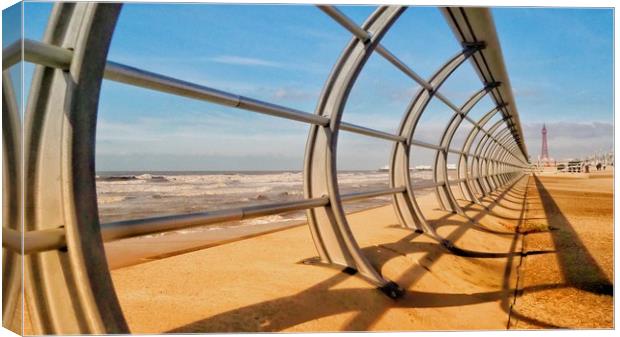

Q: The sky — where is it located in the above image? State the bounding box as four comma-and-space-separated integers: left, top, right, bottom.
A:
4, 2, 614, 171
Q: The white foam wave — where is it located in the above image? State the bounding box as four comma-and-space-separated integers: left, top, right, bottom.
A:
96, 171, 432, 226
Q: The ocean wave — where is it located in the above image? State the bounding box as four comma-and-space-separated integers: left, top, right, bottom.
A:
96, 171, 434, 225
238, 214, 306, 226
97, 173, 169, 182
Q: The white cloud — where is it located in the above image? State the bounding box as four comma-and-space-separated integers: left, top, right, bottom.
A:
207, 55, 283, 68
272, 88, 316, 101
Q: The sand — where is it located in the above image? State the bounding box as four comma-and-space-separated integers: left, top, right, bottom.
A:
508, 171, 614, 328
104, 220, 308, 270
20, 172, 612, 333
110, 175, 529, 332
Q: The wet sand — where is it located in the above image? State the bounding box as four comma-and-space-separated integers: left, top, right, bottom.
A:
106, 172, 612, 332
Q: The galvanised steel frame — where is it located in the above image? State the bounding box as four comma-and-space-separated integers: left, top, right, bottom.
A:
2, 3, 529, 333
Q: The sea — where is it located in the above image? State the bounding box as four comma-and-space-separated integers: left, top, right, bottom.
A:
96, 170, 438, 237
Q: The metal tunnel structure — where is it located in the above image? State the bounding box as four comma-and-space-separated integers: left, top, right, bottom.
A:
2, 3, 529, 334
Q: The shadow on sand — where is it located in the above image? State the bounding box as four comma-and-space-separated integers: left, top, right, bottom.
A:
531, 175, 613, 296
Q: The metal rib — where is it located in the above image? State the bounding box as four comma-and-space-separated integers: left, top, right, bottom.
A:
3, 39, 73, 70
412, 180, 445, 190
103, 61, 330, 125
2, 227, 66, 254
319, 5, 485, 120
340, 122, 406, 142
317, 5, 371, 42
410, 139, 444, 151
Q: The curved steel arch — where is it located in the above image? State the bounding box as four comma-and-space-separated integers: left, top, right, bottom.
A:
389, 47, 481, 238
478, 128, 513, 193
457, 104, 503, 203
304, 5, 405, 296
473, 122, 511, 195
485, 137, 509, 190
432, 82, 500, 214
23, 3, 127, 334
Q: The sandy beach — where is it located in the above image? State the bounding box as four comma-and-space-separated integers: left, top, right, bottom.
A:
99, 171, 613, 332
509, 171, 613, 328
21, 172, 613, 333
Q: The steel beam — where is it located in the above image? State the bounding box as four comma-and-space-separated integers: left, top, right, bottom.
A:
102, 197, 329, 242
105, 61, 330, 125
13, 38, 414, 144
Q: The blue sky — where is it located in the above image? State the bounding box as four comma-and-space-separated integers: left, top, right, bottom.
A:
7, 3, 614, 170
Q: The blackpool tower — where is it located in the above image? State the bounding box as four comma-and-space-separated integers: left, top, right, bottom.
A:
539, 124, 554, 166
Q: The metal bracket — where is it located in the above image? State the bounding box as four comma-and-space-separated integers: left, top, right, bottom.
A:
485, 81, 501, 90
462, 40, 487, 51
378, 281, 405, 299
